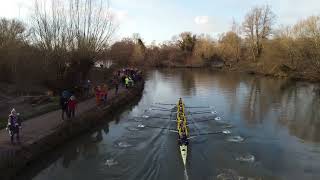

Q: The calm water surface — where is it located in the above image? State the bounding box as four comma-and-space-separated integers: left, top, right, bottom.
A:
18, 69, 320, 180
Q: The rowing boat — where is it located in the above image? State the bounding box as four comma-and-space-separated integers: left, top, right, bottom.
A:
177, 98, 189, 167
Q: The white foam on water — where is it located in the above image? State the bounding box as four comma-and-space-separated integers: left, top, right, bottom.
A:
104, 159, 118, 167
236, 154, 255, 163
142, 115, 149, 118
215, 117, 222, 121
137, 124, 145, 128
227, 136, 244, 142
184, 168, 189, 180
117, 142, 132, 148
222, 130, 231, 134
211, 111, 217, 114
216, 169, 239, 180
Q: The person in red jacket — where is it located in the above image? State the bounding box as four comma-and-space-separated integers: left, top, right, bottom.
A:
94, 86, 101, 106
68, 95, 77, 118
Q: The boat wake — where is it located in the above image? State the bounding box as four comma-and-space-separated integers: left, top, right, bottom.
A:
104, 158, 118, 167
127, 127, 139, 131
115, 141, 133, 148
226, 136, 244, 142
183, 168, 189, 180
235, 154, 255, 163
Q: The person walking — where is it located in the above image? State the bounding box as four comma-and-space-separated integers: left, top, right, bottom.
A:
101, 84, 108, 105
84, 80, 91, 98
7, 108, 21, 144
125, 76, 129, 89
60, 91, 69, 120
67, 95, 77, 119
113, 78, 119, 95
94, 86, 102, 106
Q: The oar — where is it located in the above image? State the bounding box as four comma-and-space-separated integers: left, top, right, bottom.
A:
187, 119, 216, 124
147, 116, 171, 120
188, 110, 217, 114
155, 103, 176, 106
149, 108, 174, 112
150, 105, 173, 110
189, 130, 232, 137
144, 125, 176, 131
187, 111, 202, 136
185, 106, 210, 109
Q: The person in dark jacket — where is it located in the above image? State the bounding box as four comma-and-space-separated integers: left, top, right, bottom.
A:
60, 92, 69, 120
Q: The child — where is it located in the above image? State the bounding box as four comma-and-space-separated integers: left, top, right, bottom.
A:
7, 108, 21, 144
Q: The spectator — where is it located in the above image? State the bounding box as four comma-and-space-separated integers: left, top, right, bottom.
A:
94, 86, 102, 106
7, 108, 21, 144
60, 91, 69, 120
113, 78, 119, 95
101, 84, 108, 105
68, 96, 77, 118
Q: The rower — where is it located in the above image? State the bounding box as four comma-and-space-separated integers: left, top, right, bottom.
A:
178, 98, 182, 105
180, 127, 189, 145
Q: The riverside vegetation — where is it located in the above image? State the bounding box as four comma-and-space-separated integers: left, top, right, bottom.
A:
110, 5, 320, 82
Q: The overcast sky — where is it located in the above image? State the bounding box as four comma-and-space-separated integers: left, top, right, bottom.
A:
1, 0, 320, 44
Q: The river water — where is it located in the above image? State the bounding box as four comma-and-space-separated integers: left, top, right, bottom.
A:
18, 69, 320, 180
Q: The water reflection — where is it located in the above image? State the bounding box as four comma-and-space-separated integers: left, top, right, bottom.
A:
156, 69, 320, 143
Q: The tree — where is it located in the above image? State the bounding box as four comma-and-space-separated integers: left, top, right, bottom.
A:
292, 16, 320, 72
218, 31, 242, 62
242, 5, 275, 61
109, 38, 135, 66
176, 32, 197, 54
193, 35, 216, 60
0, 18, 28, 82
31, 0, 116, 83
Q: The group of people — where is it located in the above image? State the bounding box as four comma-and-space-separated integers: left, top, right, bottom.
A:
5, 68, 142, 144
116, 68, 142, 89
177, 98, 189, 145
60, 90, 77, 120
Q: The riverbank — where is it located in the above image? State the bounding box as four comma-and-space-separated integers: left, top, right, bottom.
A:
154, 60, 320, 83
0, 82, 144, 180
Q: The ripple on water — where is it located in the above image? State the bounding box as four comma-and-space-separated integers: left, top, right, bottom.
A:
236, 154, 255, 163
216, 169, 240, 180
127, 127, 139, 131
216, 169, 258, 180
226, 136, 244, 142
215, 117, 222, 121
115, 141, 132, 148
222, 130, 231, 134
142, 115, 149, 118
104, 159, 118, 167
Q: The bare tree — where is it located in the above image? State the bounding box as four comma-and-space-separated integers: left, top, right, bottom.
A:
31, 0, 116, 82
242, 5, 275, 61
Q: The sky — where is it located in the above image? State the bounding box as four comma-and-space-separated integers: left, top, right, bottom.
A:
1, 0, 320, 44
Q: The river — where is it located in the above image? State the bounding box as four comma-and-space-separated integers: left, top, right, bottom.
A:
17, 69, 320, 180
